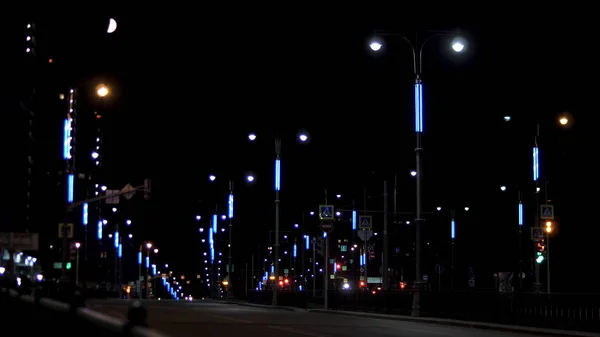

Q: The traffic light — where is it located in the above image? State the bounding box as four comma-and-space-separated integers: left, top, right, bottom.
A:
545, 221, 553, 233
536, 239, 546, 263
314, 237, 324, 256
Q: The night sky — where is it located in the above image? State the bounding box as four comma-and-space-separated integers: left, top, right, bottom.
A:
4, 9, 597, 292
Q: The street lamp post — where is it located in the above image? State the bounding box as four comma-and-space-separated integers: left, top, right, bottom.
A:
273, 137, 282, 306
75, 242, 81, 286
369, 32, 466, 317
249, 132, 308, 306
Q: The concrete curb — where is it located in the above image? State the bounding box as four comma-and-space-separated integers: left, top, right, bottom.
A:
236, 302, 304, 312
206, 299, 238, 305
307, 309, 598, 337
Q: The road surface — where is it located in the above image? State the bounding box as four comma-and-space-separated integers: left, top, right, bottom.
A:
87, 299, 551, 337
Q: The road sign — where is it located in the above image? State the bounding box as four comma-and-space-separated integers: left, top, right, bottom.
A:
105, 189, 120, 204
531, 227, 544, 241
320, 220, 334, 233
0, 233, 39, 251
319, 205, 334, 220
358, 215, 372, 229
540, 205, 554, 219
357, 230, 373, 241
58, 223, 74, 239
121, 183, 136, 200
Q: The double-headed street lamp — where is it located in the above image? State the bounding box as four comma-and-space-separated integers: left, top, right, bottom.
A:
248, 130, 309, 306
207, 173, 255, 298
369, 31, 466, 317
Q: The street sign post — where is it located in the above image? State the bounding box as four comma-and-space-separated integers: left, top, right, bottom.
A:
357, 230, 373, 241
531, 227, 544, 242
540, 205, 554, 220
0, 232, 39, 251
319, 205, 334, 220
358, 216, 372, 230
319, 220, 334, 233
58, 223, 74, 238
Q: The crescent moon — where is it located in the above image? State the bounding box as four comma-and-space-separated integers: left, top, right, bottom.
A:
107, 18, 117, 34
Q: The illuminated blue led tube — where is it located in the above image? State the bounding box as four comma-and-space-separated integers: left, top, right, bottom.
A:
518, 203, 523, 226
118, 244, 122, 258
228, 193, 234, 219
533, 147, 539, 181
275, 159, 281, 191
451, 220, 456, 239
82, 203, 88, 225
67, 174, 74, 203
97, 220, 102, 239
414, 83, 423, 133
352, 210, 357, 230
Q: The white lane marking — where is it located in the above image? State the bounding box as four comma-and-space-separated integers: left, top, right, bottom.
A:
268, 325, 331, 337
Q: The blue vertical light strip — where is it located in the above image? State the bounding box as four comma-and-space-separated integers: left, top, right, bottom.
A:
212, 214, 217, 233
67, 174, 74, 203
518, 203, 524, 226
137, 252, 142, 265
145, 256, 149, 268
293, 244, 297, 258
270, 265, 274, 274
352, 210, 357, 230
82, 203, 88, 225
305, 235, 309, 250
118, 244, 122, 258
209, 227, 215, 262
114, 232, 119, 248
451, 220, 456, 239
97, 220, 102, 239
414, 83, 423, 133
533, 147, 539, 181
275, 159, 281, 191
63, 119, 71, 159
228, 193, 234, 218
152, 264, 156, 275
323, 232, 327, 238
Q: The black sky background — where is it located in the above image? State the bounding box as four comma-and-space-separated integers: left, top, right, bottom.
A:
4, 8, 598, 291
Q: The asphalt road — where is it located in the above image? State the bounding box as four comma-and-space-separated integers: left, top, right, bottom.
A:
87, 299, 551, 337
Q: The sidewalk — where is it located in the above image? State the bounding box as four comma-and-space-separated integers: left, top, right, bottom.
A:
307, 309, 599, 337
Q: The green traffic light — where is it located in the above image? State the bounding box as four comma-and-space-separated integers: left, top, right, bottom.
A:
536, 252, 545, 263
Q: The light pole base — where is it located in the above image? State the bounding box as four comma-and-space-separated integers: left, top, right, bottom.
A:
411, 281, 424, 317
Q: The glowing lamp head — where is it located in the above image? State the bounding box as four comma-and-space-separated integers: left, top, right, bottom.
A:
451, 37, 467, 52
369, 39, 382, 51
96, 85, 109, 97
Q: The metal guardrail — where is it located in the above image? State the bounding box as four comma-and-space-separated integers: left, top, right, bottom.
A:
0, 286, 171, 337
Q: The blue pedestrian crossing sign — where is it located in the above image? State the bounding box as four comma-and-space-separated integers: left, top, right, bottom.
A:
358, 215, 372, 229
540, 204, 554, 220
319, 205, 334, 220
